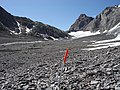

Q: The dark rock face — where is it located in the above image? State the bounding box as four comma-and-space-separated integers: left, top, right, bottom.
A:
15, 17, 69, 39
69, 14, 94, 32
0, 6, 70, 40
15, 16, 35, 29
31, 22, 69, 39
0, 6, 18, 31
85, 6, 120, 32
0, 22, 11, 37
69, 5, 120, 34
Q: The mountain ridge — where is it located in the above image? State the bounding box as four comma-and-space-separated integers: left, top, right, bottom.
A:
69, 14, 94, 32
0, 6, 70, 40
85, 5, 120, 33
68, 5, 120, 34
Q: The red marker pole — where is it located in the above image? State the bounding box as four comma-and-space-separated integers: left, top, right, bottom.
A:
59, 48, 69, 89
63, 48, 69, 64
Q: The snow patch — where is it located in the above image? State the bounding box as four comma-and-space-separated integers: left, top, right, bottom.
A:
82, 41, 88, 43
90, 81, 98, 85
118, 4, 120, 7
84, 42, 120, 50
107, 22, 120, 36
33, 25, 35, 28
50, 36, 59, 40
103, 30, 108, 33
0, 41, 42, 46
69, 31, 101, 39
40, 34, 48, 40
40, 34, 48, 37
82, 46, 109, 51
40, 34, 59, 40
10, 21, 33, 35
9, 30, 19, 35
83, 34, 120, 50
69, 22, 120, 40
40, 34, 49, 40
26, 27, 32, 33
16, 21, 22, 34
44, 38, 49, 40
10, 22, 21, 35
96, 34, 120, 44
82, 22, 120, 50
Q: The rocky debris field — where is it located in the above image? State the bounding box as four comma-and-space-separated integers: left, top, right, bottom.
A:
0, 37, 120, 90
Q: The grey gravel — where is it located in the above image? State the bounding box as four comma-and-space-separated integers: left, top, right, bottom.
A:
0, 37, 120, 90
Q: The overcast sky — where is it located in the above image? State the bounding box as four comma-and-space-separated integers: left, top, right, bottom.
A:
0, 0, 120, 31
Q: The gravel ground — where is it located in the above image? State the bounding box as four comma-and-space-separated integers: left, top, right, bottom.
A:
0, 35, 120, 90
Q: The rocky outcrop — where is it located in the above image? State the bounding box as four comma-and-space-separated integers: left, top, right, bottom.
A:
0, 6, 18, 31
85, 6, 120, 33
69, 5, 120, 34
0, 22, 11, 37
69, 14, 93, 32
14, 16, 69, 40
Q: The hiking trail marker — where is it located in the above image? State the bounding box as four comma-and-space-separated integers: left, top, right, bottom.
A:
58, 48, 69, 89
63, 48, 69, 64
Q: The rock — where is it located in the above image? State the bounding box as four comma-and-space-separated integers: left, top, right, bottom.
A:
69, 14, 94, 32
23, 85, 29, 90
90, 81, 99, 85
0, 6, 18, 31
85, 6, 120, 33
0, 69, 5, 72
46, 87, 52, 90
68, 5, 120, 35
27, 84, 37, 90
0, 33, 120, 90
0, 6, 70, 39
115, 82, 120, 90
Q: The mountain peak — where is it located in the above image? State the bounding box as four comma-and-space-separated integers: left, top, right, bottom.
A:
69, 14, 94, 32
79, 14, 87, 17
114, 4, 120, 8
85, 5, 120, 32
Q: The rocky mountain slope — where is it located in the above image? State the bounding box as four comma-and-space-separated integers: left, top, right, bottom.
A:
0, 6, 18, 31
69, 5, 120, 34
0, 5, 120, 90
0, 22, 11, 37
0, 39, 120, 90
86, 5, 120, 33
69, 14, 93, 32
0, 6, 70, 40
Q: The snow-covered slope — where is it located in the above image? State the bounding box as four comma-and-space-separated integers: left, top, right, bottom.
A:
83, 35, 120, 50
107, 22, 120, 36
69, 30, 105, 39
83, 22, 120, 50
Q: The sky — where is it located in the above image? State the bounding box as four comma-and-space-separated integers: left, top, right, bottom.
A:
0, 0, 120, 31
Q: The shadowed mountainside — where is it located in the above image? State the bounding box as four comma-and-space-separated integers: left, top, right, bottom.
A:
0, 6, 70, 40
